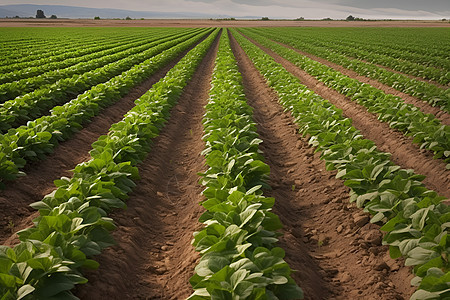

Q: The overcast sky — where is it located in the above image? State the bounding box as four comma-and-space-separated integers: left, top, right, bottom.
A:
2, 0, 449, 19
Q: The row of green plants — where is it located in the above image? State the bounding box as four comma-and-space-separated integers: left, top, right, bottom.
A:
239, 29, 450, 168
0, 28, 209, 132
189, 31, 303, 299
0, 38, 101, 72
318, 36, 450, 73
260, 28, 450, 70
0, 30, 144, 68
232, 29, 450, 300
248, 28, 450, 111
0, 33, 166, 99
0, 28, 219, 300
0, 37, 103, 68
0, 29, 191, 84
0, 28, 213, 188
0, 30, 161, 75
263, 29, 449, 85
326, 41, 448, 85
0, 28, 203, 102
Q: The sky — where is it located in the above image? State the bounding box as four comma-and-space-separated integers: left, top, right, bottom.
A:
1, 0, 449, 19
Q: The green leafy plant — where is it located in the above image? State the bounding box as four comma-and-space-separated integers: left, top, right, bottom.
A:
239, 29, 450, 168
232, 28, 449, 300
0, 29, 220, 299
0, 29, 192, 85
0, 29, 213, 188
246, 27, 449, 112
189, 31, 303, 299
0, 28, 209, 131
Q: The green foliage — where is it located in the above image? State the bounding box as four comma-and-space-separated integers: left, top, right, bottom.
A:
0, 28, 194, 85
0, 29, 220, 299
0, 29, 212, 187
232, 28, 449, 300
248, 27, 449, 111
189, 31, 303, 299
0, 29, 208, 130
240, 28, 450, 167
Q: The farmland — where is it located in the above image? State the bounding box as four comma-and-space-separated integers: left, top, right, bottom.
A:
0, 25, 448, 299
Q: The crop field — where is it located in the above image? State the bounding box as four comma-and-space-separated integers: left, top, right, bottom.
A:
0, 26, 448, 299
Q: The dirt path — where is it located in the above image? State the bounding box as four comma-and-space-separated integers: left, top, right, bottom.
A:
269, 39, 450, 125
229, 30, 414, 300
0, 36, 209, 246
75, 33, 220, 299
240, 34, 450, 200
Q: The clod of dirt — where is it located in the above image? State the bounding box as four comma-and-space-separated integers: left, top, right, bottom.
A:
373, 260, 390, 271
318, 234, 331, 246
354, 215, 370, 227
363, 229, 383, 245
383, 254, 402, 272
337, 272, 352, 283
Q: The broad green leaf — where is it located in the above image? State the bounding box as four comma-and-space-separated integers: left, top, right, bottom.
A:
410, 289, 440, 300
230, 269, 248, 289
17, 284, 35, 300
0, 273, 17, 288
389, 245, 402, 259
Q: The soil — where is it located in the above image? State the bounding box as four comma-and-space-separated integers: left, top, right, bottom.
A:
0, 35, 208, 246
0, 23, 447, 299
275, 41, 450, 125
75, 31, 220, 299
1, 18, 449, 28
229, 30, 414, 299
239, 33, 450, 200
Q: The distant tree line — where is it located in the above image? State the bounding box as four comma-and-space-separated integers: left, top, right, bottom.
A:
346, 15, 365, 21
93, 16, 143, 20
35, 10, 57, 19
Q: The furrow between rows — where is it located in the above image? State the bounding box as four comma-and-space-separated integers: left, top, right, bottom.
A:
277, 41, 450, 125
75, 31, 221, 299
0, 34, 210, 246
240, 33, 450, 200
229, 29, 415, 300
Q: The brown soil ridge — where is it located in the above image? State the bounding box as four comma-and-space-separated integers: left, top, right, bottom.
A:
75, 32, 220, 299
0, 35, 210, 246
240, 33, 450, 200
269, 38, 450, 125
229, 30, 414, 300
1, 19, 450, 28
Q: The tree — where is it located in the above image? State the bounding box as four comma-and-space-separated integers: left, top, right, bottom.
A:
125, 16, 132, 20
94, 16, 101, 20
261, 16, 269, 21
50, 15, 57, 19
36, 10, 46, 19
346, 15, 355, 21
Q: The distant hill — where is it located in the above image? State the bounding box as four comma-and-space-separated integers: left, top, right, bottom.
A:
0, 4, 232, 19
